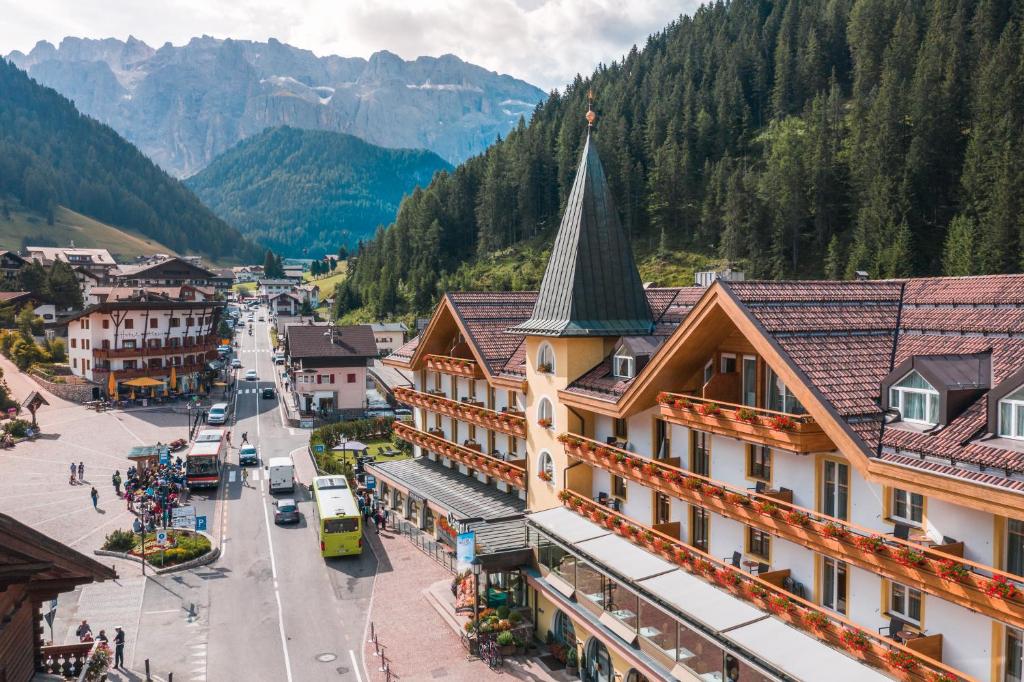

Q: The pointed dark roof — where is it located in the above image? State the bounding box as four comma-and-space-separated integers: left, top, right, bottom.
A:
510, 133, 652, 336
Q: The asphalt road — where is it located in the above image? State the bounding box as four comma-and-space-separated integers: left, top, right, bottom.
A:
191, 307, 377, 681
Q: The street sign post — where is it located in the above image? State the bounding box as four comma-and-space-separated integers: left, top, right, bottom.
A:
195, 515, 207, 532
314, 444, 325, 454
43, 598, 57, 644
155, 530, 168, 545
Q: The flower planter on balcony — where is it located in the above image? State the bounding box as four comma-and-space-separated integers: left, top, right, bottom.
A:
560, 431, 1024, 632
394, 387, 527, 438
425, 354, 483, 378
657, 392, 833, 454
558, 491, 962, 682
392, 421, 526, 490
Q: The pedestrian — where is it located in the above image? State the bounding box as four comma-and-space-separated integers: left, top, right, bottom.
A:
382, 507, 390, 530
133, 517, 143, 534
75, 619, 92, 642
226, 431, 232, 447
113, 626, 125, 669
69, 462, 76, 481
112, 470, 122, 495
96, 629, 108, 645
90, 486, 99, 509
374, 509, 383, 535
77, 462, 84, 482
241, 431, 248, 444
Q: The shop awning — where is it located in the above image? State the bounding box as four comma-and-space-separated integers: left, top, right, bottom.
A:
528, 506, 609, 544
638, 570, 764, 632
724, 617, 892, 682
122, 377, 164, 387
576, 533, 676, 582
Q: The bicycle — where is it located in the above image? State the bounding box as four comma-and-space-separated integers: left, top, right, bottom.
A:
479, 639, 503, 670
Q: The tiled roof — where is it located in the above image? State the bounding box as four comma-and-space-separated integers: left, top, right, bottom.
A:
448, 291, 537, 376
285, 324, 377, 359
388, 336, 420, 364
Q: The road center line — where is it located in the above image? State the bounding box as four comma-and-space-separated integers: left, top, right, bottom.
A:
349, 650, 363, 682
254, 316, 294, 682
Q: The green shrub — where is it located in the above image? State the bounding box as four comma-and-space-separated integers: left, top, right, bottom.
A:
496, 605, 511, 619
103, 529, 138, 552
3, 419, 31, 437
496, 631, 515, 646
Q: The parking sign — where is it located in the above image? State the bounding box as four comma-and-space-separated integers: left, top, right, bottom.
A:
195, 515, 207, 531
155, 530, 168, 545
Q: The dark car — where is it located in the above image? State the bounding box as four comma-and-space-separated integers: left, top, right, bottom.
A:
261, 387, 276, 399
274, 499, 301, 524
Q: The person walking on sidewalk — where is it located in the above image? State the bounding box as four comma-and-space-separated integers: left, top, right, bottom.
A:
69, 462, 77, 484
77, 462, 84, 482
226, 430, 232, 447
241, 431, 248, 444
112, 470, 122, 495
90, 487, 99, 510
75, 619, 92, 642
241, 467, 249, 487
113, 626, 125, 669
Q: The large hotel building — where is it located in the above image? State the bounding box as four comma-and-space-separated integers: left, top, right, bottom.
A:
375, 121, 1024, 682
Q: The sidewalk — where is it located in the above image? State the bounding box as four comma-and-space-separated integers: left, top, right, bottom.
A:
362, 526, 566, 682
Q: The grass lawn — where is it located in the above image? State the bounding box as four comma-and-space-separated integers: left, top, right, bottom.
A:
232, 281, 257, 295
328, 438, 410, 467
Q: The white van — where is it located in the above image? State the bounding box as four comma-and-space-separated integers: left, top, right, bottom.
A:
267, 457, 295, 493
207, 403, 228, 425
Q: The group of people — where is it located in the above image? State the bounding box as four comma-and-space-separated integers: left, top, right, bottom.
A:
75, 619, 126, 669
68, 461, 103, 511
119, 458, 190, 529
358, 490, 389, 534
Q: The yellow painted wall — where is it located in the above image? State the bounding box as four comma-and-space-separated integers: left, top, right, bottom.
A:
525, 335, 609, 511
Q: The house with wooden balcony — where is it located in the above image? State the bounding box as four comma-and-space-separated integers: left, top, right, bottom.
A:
0, 512, 116, 681
379, 110, 1024, 682
65, 292, 224, 394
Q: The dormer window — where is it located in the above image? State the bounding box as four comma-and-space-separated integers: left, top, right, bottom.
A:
613, 354, 635, 379
889, 371, 939, 426
999, 386, 1024, 440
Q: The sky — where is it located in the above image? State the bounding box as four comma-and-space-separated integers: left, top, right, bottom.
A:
0, 0, 699, 91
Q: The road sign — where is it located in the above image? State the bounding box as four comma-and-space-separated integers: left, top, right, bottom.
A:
159, 450, 170, 465
314, 444, 325, 453
171, 505, 196, 530
155, 530, 169, 545
195, 515, 207, 531
364, 474, 376, 490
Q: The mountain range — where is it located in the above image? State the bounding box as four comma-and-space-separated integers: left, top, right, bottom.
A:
0, 58, 260, 263
7, 36, 546, 177
185, 126, 451, 257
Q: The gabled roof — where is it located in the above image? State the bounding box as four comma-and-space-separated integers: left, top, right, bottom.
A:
509, 133, 652, 337
371, 322, 409, 333
114, 256, 214, 279
285, 324, 377, 360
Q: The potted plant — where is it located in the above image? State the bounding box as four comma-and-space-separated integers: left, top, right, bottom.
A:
537, 470, 553, 482
821, 522, 848, 541
698, 402, 721, 416
895, 546, 927, 567
538, 362, 553, 373
854, 535, 886, 553
768, 415, 796, 431
496, 630, 516, 656
803, 610, 831, 632
737, 407, 758, 422
884, 649, 919, 673
937, 559, 969, 583
537, 417, 552, 428
985, 575, 1019, 600
786, 510, 810, 527
565, 646, 579, 676
839, 628, 869, 653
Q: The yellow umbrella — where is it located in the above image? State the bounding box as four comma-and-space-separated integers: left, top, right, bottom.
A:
169, 366, 177, 391
123, 377, 164, 387
107, 371, 117, 398
162, 382, 169, 397
130, 389, 137, 401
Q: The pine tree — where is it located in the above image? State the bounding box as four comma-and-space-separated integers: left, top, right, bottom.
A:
942, 214, 977, 276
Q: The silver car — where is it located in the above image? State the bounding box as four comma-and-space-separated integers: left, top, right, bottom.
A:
274, 499, 300, 524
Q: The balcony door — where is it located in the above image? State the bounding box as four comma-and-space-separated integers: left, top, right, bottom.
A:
821, 556, 847, 615
821, 459, 849, 521
1007, 626, 1023, 682
742, 356, 757, 406
1008, 520, 1024, 577
690, 506, 709, 552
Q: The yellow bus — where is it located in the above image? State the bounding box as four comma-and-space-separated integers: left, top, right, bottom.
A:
311, 475, 363, 557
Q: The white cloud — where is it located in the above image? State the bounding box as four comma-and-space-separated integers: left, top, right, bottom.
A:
0, 0, 698, 91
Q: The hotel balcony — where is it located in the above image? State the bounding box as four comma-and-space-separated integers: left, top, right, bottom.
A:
92, 339, 218, 360
657, 392, 833, 454
559, 432, 1024, 632
555, 490, 961, 682
424, 353, 483, 379
394, 386, 527, 438
392, 421, 526, 490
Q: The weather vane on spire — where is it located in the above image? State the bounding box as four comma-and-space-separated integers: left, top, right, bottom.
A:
586, 89, 596, 127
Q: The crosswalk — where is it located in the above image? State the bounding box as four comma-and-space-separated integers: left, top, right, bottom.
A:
237, 388, 262, 394
235, 349, 270, 354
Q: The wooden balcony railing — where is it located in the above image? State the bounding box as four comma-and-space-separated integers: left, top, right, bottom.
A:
425, 353, 483, 378
392, 421, 526, 489
558, 491, 970, 682
38, 642, 95, 678
394, 386, 527, 438
657, 392, 833, 454
93, 340, 218, 359
560, 432, 1024, 632
93, 363, 206, 380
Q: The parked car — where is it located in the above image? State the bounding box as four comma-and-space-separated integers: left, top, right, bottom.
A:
207, 403, 228, 425
273, 498, 301, 524
239, 444, 259, 466
274, 353, 286, 364
230, 358, 242, 368
261, 387, 276, 400
258, 315, 266, 322
244, 369, 258, 381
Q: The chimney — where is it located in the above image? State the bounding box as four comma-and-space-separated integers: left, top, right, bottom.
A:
855, 270, 870, 281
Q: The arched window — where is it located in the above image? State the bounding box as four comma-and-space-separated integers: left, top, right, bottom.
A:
537, 343, 555, 374
999, 386, 1024, 440
584, 638, 614, 682
538, 451, 554, 483
553, 610, 576, 647
538, 397, 554, 429
624, 671, 651, 682
889, 370, 939, 425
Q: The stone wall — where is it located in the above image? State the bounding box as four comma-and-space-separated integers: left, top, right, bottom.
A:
28, 373, 96, 403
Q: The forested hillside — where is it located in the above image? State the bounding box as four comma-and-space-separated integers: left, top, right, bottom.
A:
0, 59, 261, 262
339, 0, 1024, 318
186, 127, 451, 257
